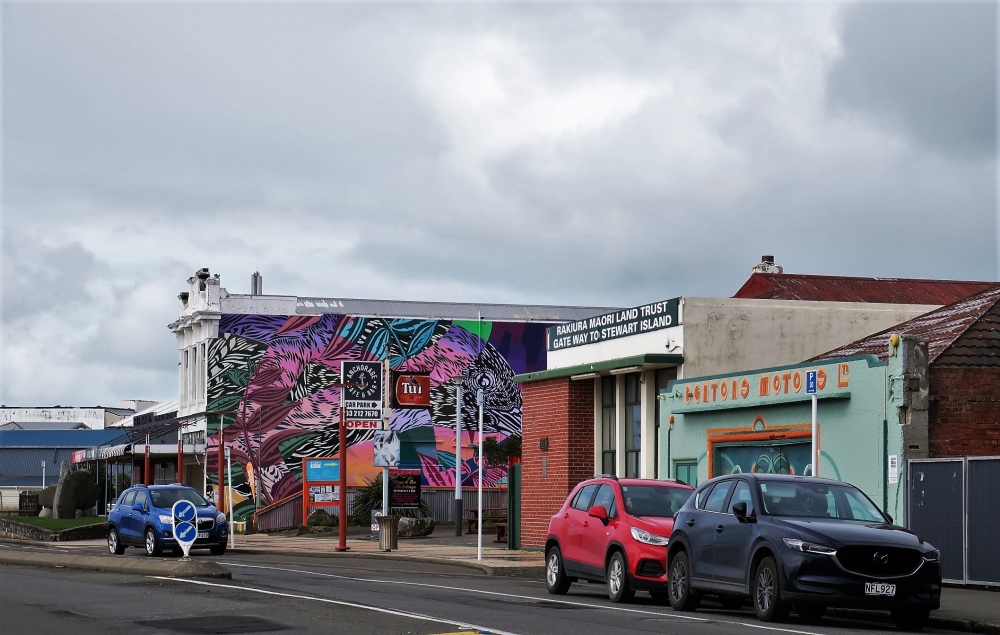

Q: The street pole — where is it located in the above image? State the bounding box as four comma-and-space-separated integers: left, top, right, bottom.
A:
811, 394, 818, 478
144, 434, 151, 486
177, 437, 183, 484
42, 461, 46, 489
336, 403, 350, 551
382, 360, 390, 520
454, 382, 463, 536
477, 389, 484, 562
226, 445, 234, 549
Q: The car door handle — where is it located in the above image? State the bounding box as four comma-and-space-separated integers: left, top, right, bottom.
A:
583, 521, 589, 527
564, 513, 569, 518
686, 519, 696, 527
716, 525, 724, 533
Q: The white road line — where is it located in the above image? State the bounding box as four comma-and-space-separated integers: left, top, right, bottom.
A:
152, 576, 523, 635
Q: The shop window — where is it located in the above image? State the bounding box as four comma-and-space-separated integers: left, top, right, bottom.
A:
714, 442, 810, 477
653, 369, 675, 479
676, 461, 697, 487
601, 377, 616, 474
624, 374, 641, 478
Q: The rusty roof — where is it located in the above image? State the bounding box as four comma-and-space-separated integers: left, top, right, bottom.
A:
811, 284, 1000, 366
733, 273, 994, 304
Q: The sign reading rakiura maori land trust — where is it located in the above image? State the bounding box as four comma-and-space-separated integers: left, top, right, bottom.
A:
547, 298, 680, 351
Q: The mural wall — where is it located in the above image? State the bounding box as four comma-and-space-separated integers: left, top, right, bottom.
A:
206, 314, 546, 518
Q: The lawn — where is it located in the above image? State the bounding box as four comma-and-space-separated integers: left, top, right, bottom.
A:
9, 516, 106, 531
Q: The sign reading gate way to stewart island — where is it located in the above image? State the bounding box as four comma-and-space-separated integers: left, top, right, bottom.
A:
547, 298, 680, 351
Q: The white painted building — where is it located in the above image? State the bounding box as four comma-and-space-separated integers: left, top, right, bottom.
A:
0, 403, 150, 430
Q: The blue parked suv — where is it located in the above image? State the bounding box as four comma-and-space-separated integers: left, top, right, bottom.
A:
107, 485, 229, 557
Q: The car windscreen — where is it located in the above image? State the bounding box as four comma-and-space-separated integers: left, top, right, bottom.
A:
149, 488, 210, 509
759, 481, 886, 522
621, 485, 692, 517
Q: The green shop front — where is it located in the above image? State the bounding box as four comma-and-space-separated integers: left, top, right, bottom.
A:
659, 349, 911, 523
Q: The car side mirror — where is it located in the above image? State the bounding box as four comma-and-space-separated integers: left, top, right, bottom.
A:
588, 505, 609, 523
732, 501, 748, 522
131, 503, 144, 513
885, 513, 893, 524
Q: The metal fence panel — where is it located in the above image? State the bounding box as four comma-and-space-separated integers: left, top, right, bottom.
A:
908, 459, 964, 582
967, 458, 1000, 585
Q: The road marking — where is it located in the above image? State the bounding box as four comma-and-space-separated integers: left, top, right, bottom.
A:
222, 562, 830, 635
152, 576, 523, 635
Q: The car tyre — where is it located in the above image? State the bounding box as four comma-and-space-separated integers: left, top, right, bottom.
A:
606, 551, 635, 603
796, 603, 826, 623
667, 551, 701, 611
753, 556, 790, 622
545, 546, 572, 595
144, 527, 162, 557
891, 607, 930, 631
210, 544, 227, 556
719, 595, 745, 611
107, 526, 126, 555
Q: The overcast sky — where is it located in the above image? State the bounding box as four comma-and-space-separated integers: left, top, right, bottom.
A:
2, 2, 997, 406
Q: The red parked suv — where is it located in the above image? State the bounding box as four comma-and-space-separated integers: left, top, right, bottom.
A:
545, 475, 694, 602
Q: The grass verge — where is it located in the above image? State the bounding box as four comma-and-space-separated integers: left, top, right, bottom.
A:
8, 516, 105, 531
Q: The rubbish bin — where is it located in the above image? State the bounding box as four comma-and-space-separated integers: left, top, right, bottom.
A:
375, 515, 400, 552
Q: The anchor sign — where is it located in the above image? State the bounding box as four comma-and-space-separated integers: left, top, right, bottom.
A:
172, 500, 198, 557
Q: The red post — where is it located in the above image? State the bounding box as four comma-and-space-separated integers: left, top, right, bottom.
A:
218, 421, 226, 512
177, 438, 183, 485
336, 405, 349, 551
144, 437, 151, 486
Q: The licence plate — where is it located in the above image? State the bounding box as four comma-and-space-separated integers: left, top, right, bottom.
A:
197, 532, 209, 539
865, 582, 896, 596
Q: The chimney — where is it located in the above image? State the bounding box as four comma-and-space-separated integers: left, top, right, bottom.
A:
752, 255, 783, 274
251, 271, 263, 295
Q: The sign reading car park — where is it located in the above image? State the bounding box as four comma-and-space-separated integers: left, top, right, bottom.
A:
171, 500, 198, 558
341, 361, 383, 421
547, 298, 680, 351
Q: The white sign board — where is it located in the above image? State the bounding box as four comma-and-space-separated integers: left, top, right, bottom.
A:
888, 455, 899, 484
373, 430, 400, 467
172, 500, 198, 558
342, 361, 384, 421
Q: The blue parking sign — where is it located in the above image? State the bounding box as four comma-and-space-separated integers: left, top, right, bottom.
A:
806, 371, 818, 394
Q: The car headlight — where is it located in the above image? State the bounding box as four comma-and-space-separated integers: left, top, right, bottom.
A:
630, 526, 669, 546
158, 515, 173, 524
923, 550, 941, 562
216, 512, 227, 524
783, 538, 836, 555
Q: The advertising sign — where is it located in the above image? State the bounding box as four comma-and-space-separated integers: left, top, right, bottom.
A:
308, 484, 339, 503
305, 459, 340, 482
373, 430, 401, 468
391, 372, 431, 408
171, 499, 198, 557
302, 457, 342, 521
546, 298, 680, 351
341, 361, 383, 421
389, 471, 421, 508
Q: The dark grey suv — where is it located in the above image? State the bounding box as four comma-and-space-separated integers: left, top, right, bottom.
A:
666, 474, 941, 630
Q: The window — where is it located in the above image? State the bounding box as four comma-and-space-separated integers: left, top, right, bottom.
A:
572, 484, 599, 512
624, 374, 641, 478
199, 342, 207, 403
703, 480, 734, 513
120, 490, 136, 507
653, 369, 675, 478
758, 481, 886, 522
675, 461, 698, 487
133, 490, 149, 511
150, 488, 209, 509
592, 484, 617, 517
601, 377, 616, 474
730, 480, 755, 517
621, 484, 692, 517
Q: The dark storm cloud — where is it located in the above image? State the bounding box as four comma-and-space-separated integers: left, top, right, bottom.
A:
827, 2, 997, 159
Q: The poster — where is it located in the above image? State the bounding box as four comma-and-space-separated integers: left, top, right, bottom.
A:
389, 471, 422, 508
373, 430, 400, 468
888, 455, 899, 484
305, 459, 340, 482
308, 485, 339, 503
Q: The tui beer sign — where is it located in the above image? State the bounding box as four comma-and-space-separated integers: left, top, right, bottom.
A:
391, 372, 432, 408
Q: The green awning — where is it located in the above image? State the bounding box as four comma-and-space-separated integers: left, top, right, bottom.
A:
513, 354, 683, 383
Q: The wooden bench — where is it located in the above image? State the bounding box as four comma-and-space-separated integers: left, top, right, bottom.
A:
465, 508, 506, 534
493, 522, 508, 543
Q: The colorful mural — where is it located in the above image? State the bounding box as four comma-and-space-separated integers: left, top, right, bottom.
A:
206, 314, 546, 518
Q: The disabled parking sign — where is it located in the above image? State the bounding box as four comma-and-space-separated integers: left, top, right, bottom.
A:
172, 500, 198, 558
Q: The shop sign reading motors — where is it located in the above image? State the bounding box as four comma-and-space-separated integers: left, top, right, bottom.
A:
547, 298, 679, 351
672, 361, 851, 412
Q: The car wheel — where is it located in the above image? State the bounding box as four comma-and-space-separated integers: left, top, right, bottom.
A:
606, 551, 635, 603
891, 607, 930, 631
667, 551, 701, 611
144, 527, 162, 557
210, 544, 227, 556
545, 546, 572, 595
753, 556, 790, 622
719, 595, 745, 610
796, 603, 826, 622
107, 527, 125, 555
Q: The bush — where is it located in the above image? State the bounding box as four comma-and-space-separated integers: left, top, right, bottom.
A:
351, 474, 431, 524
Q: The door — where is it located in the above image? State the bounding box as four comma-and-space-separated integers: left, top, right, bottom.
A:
126, 490, 151, 544
563, 483, 598, 569
117, 490, 139, 543
579, 484, 617, 576
688, 480, 734, 586
712, 479, 755, 592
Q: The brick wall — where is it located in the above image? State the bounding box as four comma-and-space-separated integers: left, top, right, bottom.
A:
520, 377, 595, 549
928, 367, 1000, 457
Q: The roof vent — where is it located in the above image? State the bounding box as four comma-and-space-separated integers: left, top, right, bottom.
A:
753, 255, 783, 274
251, 271, 263, 296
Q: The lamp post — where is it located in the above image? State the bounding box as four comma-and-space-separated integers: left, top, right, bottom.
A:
476, 388, 484, 561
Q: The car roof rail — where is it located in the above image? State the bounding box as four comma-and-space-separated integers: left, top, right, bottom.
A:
589, 474, 618, 481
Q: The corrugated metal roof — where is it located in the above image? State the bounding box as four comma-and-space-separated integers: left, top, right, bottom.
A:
296, 297, 619, 322
811, 284, 1000, 366
0, 422, 89, 430
733, 273, 994, 304
0, 429, 123, 448
0, 448, 78, 477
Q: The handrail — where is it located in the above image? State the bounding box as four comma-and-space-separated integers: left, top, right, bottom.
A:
254, 491, 303, 522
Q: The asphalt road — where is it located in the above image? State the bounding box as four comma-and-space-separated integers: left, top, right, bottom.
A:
0, 541, 960, 635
